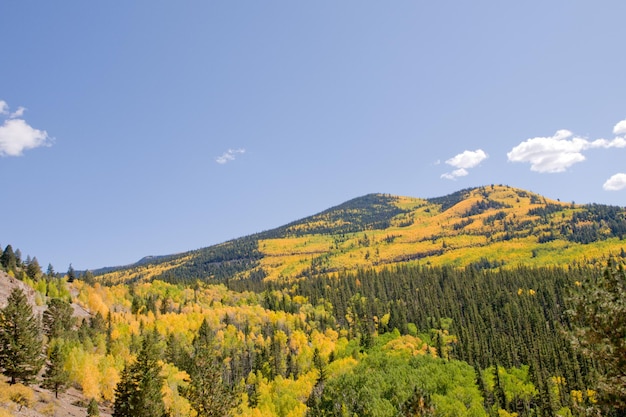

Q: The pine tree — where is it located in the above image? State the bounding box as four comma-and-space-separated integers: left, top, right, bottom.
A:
14, 249, 22, 267
113, 330, 166, 417
112, 363, 137, 417
0, 245, 17, 271
493, 364, 507, 411
312, 347, 326, 385
41, 343, 70, 398
46, 263, 55, 278
25, 257, 41, 281
182, 318, 236, 417
0, 288, 44, 384
66, 263, 76, 283
42, 298, 76, 340
568, 259, 626, 415
306, 347, 327, 416
87, 398, 100, 416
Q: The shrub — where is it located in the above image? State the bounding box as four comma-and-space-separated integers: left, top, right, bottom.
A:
8, 383, 35, 410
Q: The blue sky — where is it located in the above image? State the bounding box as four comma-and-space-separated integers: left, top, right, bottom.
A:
1, 2, 625, 271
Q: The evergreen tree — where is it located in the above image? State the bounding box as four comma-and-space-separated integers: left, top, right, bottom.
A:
66, 263, 76, 283
398, 386, 435, 417
41, 343, 70, 398
25, 256, 41, 280
568, 259, 626, 415
493, 364, 507, 411
312, 347, 327, 385
306, 348, 327, 416
42, 298, 76, 340
46, 263, 55, 278
112, 363, 137, 417
182, 318, 236, 417
0, 287, 44, 384
14, 249, 22, 268
87, 398, 100, 416
113, 330, 166, 417
1, 244, 17, 271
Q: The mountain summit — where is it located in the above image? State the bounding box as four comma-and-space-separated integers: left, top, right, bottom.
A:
94, 185, 626, 285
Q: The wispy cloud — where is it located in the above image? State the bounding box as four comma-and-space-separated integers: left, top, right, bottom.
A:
441, 149, 488, 180
603, 173, 626, 191
508, 120, 626, 173
0, 100, 52, 157
0, 100, 26, 119
10, 107, 26, 118
216, 148, 246, 164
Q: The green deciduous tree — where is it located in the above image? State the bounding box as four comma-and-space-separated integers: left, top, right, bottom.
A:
0, 288, 44, 384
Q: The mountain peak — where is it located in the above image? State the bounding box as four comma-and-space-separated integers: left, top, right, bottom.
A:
93, 185, 626, 285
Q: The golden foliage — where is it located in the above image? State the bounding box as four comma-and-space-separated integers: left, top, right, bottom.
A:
7, 383, 35, 410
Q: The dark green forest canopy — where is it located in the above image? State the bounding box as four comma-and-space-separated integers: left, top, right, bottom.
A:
234, 263, 604, 402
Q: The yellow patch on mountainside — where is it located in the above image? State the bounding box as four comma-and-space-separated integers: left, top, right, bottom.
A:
95, 255, 193, 284
251, 185, 625, 281
92, 185, 626, 285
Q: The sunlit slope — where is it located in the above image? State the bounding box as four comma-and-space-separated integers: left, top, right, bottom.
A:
94, 185, 626, 284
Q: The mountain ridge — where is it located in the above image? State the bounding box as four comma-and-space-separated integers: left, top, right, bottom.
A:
92, 185, 626, 285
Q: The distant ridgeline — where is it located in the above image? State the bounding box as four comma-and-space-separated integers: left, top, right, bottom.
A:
91, 185, 626, 285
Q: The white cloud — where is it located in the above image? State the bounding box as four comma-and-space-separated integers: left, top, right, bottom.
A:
0, 118, 52, 156
0, 99, 52, 157
445, 149, 488, 169
441, 168, 469, 180
603, 173, 626, 191
589, 137, 626, 148
216, 148, 245, 164
0, 101, 26, 118
10, 107, 26, 118
613, 119, 626, 136
441, 149, 487, 180
507, 129, 626, 173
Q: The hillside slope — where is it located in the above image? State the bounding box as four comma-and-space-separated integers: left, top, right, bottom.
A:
93, 185, 626, 285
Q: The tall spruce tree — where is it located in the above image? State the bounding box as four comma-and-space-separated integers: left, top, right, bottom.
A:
182, 318, 236, 417
0, 287, 44, 384
568, 259, 626, 415
42, 298, 76, 340
66, 264, 76, 283
41, 343, 70, 398
0, 245, 17, 271
113, 330, 166, 417
25, 257, 41, 281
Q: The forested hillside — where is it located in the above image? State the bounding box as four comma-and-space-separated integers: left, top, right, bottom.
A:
92, 185, 626, 286
1, 243, 624, 416
1, 185, 626, 416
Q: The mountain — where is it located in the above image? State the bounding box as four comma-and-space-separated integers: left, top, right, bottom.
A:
93, 185, 626, 285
